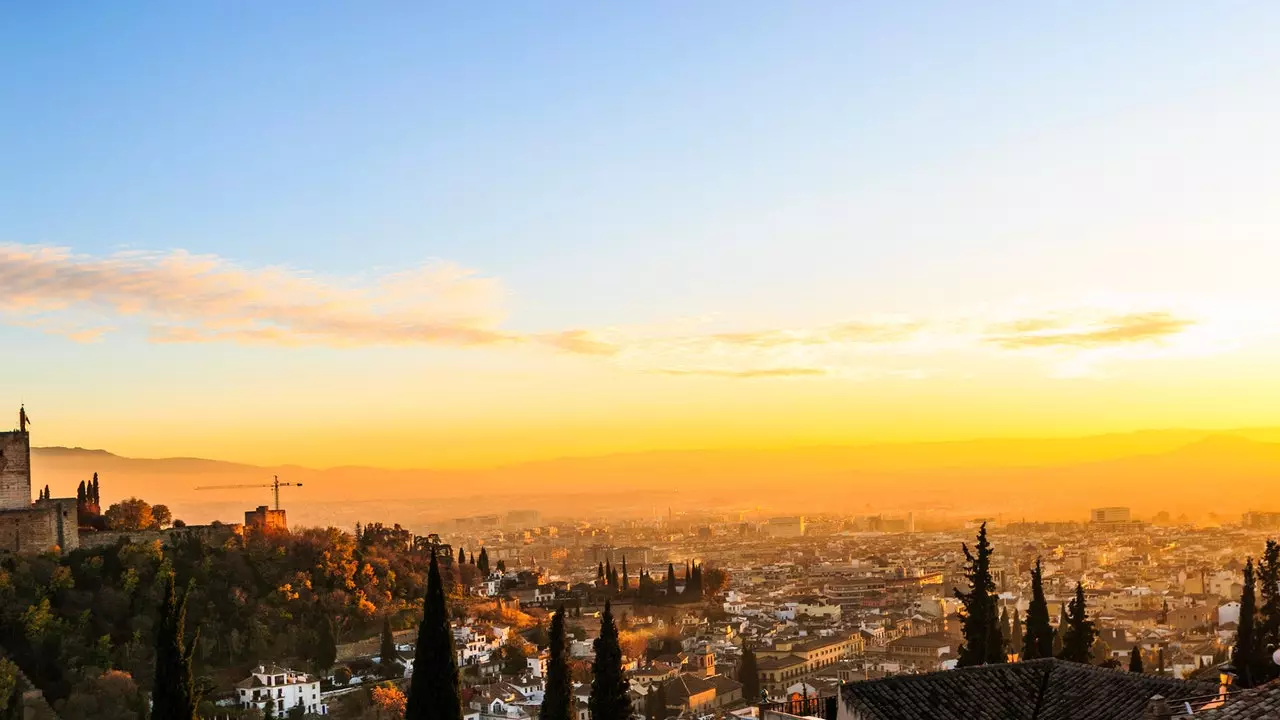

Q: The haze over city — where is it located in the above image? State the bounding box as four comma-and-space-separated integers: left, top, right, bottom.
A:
6, 5, 1280, 720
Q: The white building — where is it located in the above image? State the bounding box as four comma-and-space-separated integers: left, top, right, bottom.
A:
236, 665, 327, 716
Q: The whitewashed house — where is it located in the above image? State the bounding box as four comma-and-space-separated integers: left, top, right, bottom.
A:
235, 665, 327, 716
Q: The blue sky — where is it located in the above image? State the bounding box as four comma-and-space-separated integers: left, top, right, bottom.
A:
4, 3, 1280, 465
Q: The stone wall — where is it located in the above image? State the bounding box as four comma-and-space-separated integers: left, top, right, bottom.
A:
77, 523, 243, 550
0, 432, 31, 511
0, 505, 64, 554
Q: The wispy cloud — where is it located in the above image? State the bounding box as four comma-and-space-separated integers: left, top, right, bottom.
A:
984, 311, 1194, 349
651, 367, 828, 379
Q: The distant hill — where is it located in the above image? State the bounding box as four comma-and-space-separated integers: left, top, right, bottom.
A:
30, 427, 1280, 530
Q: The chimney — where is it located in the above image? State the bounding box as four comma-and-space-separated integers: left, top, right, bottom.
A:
1143, 695, 1172, 720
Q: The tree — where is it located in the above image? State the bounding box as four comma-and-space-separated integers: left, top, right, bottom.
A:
954, 523, 1004, 666
58, 670, 149, 720
702, 567, 730, 597
589, 602, 630, 720
104, 498, 155, 532
621, 557, 629, 591
666, 564, 677, 598
458, 547, 466, 566
477, 548, 490, 577
372, 684, 407, 720
496, 559, 506, 573
151, 504, 173, 529
541, 606, 574, 720
1129, 646, 1144, 673
1235, 558, 1262, 688
1258, 540, 1280, 682
380, 619, 400, 678
153, 573, 199, 720
739, 644, 760, 704
405, 551, 462, 720
998, 606, 1011, 655
1010, 609, 1024, 659
1060, 582, 1096, 664
313, 615, 337, 675
91, 473, 101, 505
598, 563, 605, 582
0, 659, 20, 720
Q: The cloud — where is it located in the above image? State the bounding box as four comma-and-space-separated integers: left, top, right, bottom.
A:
651, 367, 828, 379
985, 311, 1194, 349
699, 320, 922, 349
535, 330, 620, 356
0, 243, 521, 348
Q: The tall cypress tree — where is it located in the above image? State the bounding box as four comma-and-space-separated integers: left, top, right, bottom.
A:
405, 550, 462, 720
598, 562, 605, 582
1235, 558, 1261, 688
1060, 582, 1096, 664
540, 606, 573, 720
998, 606, 1011, 655
739, 644, 760, 704
313, 613, 337, 675
954, 523, 1004, 666
1257, 540, 1280, 682
621, 557, 629, 591
91, 473, 100, 505
380, 618, 400, 678
477, 548, 490, 577
666, 564, 677, 598
458, 547, 466, 565
589, 601, 630, 720
1023, 558, 1053, 660
1010, 609, 1024, 660
1128, 646, 1144, 673
153, 573, 199, 720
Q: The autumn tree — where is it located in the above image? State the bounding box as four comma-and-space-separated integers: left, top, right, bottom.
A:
105, 498, 155, 531
955, 523, 1004, 666
372, 683, 407, 720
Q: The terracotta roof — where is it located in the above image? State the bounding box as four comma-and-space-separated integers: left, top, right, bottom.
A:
839, 658, 1219, 720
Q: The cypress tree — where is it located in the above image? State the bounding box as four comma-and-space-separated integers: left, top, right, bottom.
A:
1258, 540, 1280, 682
1060, 582, 1096, 664
314, 614, 337, 674
405, 551, 462, 720
739, 644, 760, 704
1235, 558, 1261, 688
469, 552, 475, 565
605, 561, 613, 586
43, 484, 49, 500
666, 564, 677, 598
478, 548, 490, 577
610, 567, 619, 590
589, 602, 630, 720
77, 480, 86, 505
1158, 598, 1169, 625
91, 473, 100, 504
153, 573, 199, 720
458, 547, 466, 565
598, 562, 605, 582
999, 606, 1011, 655
954, 522, 1004, 666
1129, 646, 1144, 673
380, 618, 400, 678
1011, 609, 1024, 659
540, 606, 573, 720
621, 557, 629, 591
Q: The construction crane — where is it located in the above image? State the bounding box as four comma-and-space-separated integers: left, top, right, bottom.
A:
194, 475, 302, 511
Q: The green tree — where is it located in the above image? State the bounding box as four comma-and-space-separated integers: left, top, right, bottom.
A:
1010, 609, 1024, 659
589, 601, 630, 720
666, 564, 677, 598
0, 659, 20, 720
738, 644, 760, 704
405, 551, 462, 720
621, 557, 629, 591
312, 613, 337, 675
153, 573, 199, 720
380, 618, 400, 678
458, 547, 466, 565
954, 523, 1004, 666
477, 548, 490, 577
998, 606, 1011, 655
1235, 558, 1262, 688
540, 606, 573, 720
1257, 540, 1280, 682
1060, 582, 1096, 664
1129, 646, 1144, 673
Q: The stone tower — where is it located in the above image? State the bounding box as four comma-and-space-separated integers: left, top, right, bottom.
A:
0, 429, 32, 510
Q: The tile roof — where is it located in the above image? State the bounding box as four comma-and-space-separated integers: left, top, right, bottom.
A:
839, 658, 1219, 720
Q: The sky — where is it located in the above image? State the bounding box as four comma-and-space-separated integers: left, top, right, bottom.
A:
3, 2, 1280, 468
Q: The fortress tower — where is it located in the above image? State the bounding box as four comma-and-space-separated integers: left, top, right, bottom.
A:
0, 407, 79, 553
0, 426, 32, 509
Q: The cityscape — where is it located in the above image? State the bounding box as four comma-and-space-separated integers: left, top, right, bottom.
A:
6, 3, 1280, 720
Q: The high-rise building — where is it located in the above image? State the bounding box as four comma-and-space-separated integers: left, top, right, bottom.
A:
1091, 507, 1131, 523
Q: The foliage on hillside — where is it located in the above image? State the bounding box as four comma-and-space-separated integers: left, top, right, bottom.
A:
0, 522, 461, 707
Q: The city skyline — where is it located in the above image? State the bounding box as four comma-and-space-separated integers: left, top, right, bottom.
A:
5, 3, 1280, 468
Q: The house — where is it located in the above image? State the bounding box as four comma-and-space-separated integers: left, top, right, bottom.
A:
235, 665, 327, 716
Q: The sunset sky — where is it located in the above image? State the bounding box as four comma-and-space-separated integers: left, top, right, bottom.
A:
3, 3, 1280, 468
